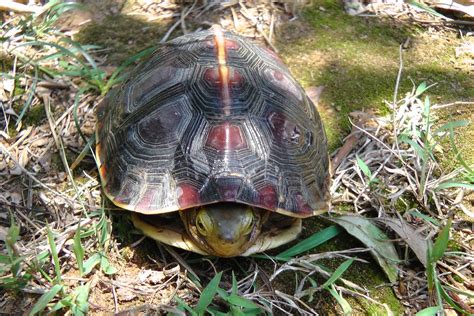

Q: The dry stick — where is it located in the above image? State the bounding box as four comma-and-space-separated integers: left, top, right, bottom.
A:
162, 245, 200, 282
432, 101, 474, 110
269, 11, 275, 43
0, 1, 41, 14
437, 261, 471, 284
112, 285, 119, 314
10, 205, 43, 232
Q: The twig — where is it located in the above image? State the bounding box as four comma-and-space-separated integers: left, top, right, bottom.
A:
112, 284, 119, 314
432, 101, 474, 110
0, 1, 42, 14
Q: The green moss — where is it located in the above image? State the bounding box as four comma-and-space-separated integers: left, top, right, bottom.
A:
23, 104, 46, 126
276, 0, 473, 157
76, 15, 168, 65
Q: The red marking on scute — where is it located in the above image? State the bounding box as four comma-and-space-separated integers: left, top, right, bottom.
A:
204, 67, 243, 88
225, 40, 239, 50
294, 193, 312, 215
258, 185, 277, 209
229, 68, 243, 87
135, 188, 155, 210
268, 112, 302, 145
206, 122, 247, 151
178, 183, 200, 209
204, 68, 219, 84
266, 68, 302, 101
273, 70, 284, 81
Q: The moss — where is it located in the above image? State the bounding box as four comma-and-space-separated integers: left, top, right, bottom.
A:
23, 104, 46, 126
75, 15, 168, 65
276, 0, 473, 156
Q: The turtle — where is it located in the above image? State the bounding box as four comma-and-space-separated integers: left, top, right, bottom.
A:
95, 26, 330, 257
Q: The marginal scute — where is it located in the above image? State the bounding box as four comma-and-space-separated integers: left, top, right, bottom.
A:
216, 177, 243, 201
177, 183, 200, 209
96, 28, 330, 217
257, 185, 278, 209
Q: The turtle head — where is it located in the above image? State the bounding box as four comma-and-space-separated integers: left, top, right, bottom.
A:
182, 203, 265, 257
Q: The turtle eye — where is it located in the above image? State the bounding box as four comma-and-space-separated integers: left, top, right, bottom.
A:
242, 211, 254, 236
196, 210, 211, 236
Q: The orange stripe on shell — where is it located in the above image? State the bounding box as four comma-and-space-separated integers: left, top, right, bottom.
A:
213, 26, 231, 116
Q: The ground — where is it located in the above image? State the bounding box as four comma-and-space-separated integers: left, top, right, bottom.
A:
0, 0, 473, 315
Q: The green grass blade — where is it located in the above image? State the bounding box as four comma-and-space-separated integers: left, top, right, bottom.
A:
431, 219, 451, 263
409, 1, 448, 18
226, 294, 259, 309
327, 284, 352, 315
104, 45, 157, 93
6, 220, 20, 272
71, 284, 90, 315
436, 181, 474, 191
16, 67, 38, 126
356, 155, 372, 178
83, 253, 101, 275
408, 210, 440, 226
322, 258, 354, 289
28, 284, 63, 316
399, 135, 426, 162
46, 226, 62, 283
415, 306, 440, 316
414, 81, 429, 97
439, 284, 470, 314
73, 225, 84, 276
59, 37, 98, 70
100, 254, 118, 275
174, 296, 197, 315
72, 88, 90, 145
231, 271, 238, 295
435, 120, 470, 134
447, 126, 473, 174
277, 225, 342, 259
196, 272, 223, 315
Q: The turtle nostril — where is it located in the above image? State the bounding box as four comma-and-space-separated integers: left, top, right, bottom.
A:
220, 234, 236, 243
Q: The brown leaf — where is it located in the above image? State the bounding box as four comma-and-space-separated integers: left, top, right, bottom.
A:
377, 217, 432, 267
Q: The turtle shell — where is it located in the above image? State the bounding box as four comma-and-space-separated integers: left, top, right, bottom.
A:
96, 27, 330, 218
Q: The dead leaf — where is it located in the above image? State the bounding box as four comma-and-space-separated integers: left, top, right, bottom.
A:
329, 215, 400, 283
377, 217, 431, 267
